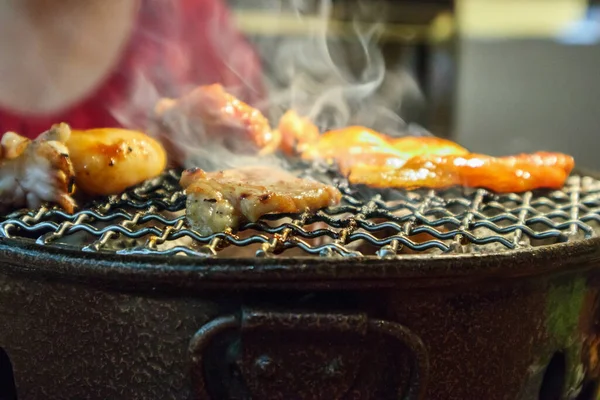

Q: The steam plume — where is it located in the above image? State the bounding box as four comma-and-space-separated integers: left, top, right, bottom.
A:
111, 0, 427, 170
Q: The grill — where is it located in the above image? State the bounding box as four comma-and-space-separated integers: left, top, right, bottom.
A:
1, 167, 600, 400
1, 166, 599, 258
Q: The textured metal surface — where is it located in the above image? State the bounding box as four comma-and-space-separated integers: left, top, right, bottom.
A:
189, 309, 428, 400
1, 167, 599, 258
0, 271, 222, 400
1, 268, 599, 400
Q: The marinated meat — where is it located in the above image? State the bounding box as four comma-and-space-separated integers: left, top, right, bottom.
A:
277, 110, 320, 156
180, 166, 342, 235
302, 126, 469, 173
294, 123, 574, 193
350, 152, 575, 192
154, 84, 280, 164
67, 128, 167, 196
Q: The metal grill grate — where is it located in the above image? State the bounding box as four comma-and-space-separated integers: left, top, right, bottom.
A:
1, 167, 600, 258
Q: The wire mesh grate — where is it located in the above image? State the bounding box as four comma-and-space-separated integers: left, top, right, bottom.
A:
1, 167, 600, 258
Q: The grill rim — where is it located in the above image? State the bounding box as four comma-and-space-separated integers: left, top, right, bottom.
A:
1, 234, 599, 290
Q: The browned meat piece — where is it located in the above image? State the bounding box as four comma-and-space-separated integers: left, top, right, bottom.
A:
350, 152, 575, 192
301, 126, 470, 174
153, 84, 280, 166
67, 128, 167, 196
297, 125, 574, 193
276, 110, 321, 156
0, 123, 76, 213
180, 166, 342, 235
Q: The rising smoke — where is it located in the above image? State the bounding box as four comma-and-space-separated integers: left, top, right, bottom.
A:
111, 0, 428, 171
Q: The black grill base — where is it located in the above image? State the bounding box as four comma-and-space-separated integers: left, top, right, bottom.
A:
2, 168, 600, 399
0, 238, 599, 399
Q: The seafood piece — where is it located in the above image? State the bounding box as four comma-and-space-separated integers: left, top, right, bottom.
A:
180, 166, 342, 235
0, 123, 76, 213
67, 128, 167, 196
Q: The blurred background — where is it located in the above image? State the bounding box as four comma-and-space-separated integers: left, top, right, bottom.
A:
228, 0, 600, 169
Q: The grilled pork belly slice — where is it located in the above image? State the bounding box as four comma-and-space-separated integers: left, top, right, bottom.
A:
180, 166, 342, 235
0, 123, 76, 213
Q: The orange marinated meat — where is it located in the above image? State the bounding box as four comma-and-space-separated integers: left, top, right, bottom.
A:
276, 110, 321, 156
155, 84, 280, 164
301, 126, 469, 174
67, 128, 167, 196
349, 152, 575, 192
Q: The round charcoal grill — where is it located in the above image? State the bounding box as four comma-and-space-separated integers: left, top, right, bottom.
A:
1, 167, 600, 400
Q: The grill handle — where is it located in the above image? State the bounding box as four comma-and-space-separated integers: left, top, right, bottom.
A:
188, 309, 429, 400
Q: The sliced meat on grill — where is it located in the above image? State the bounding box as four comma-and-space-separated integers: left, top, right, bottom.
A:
349, 152, 575, 192
66, 128, 167, 196
277, 110, 321, 156
180, 166, 342, 235
153, 84, 280, 165
0, 123, 76, 213
283, 117, 575, 193
300, 126, 469, 173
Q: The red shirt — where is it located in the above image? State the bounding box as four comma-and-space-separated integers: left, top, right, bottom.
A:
0, 0, 263, 139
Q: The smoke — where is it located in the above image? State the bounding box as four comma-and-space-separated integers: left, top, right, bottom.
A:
256, 0, 426, 135
110, 0, 427, 170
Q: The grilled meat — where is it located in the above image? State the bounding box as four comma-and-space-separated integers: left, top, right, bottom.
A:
0, 123, 76, 213
67, 128, 167, 196
277, 110, 321, 156
301, 126, 469, 173
180, 166, 342, 235
278, 113, 468, 170
291, 121, 574, 192
154, 84, 280, 165
350, 152, 575, 192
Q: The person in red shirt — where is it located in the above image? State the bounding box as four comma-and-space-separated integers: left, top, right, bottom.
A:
0, 0, 263, 138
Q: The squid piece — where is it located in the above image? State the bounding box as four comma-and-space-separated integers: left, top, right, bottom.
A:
349, 152, 575, 192
0, 123, 76, 213
67, 128, 167, 196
